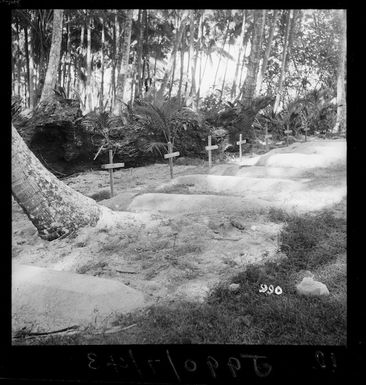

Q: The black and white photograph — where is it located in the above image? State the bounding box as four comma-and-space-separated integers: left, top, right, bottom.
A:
11, 8, 347, 348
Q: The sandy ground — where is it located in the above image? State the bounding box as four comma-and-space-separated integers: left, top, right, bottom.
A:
12, 137, 347, 333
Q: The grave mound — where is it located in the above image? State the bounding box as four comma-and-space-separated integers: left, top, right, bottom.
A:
12, 264, 147, 334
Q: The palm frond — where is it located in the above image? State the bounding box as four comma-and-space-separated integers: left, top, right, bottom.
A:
142, 141, 167, 157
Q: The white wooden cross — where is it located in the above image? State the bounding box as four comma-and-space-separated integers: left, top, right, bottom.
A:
284, 129, 292, 146
164, 141, 180, 179
101, 149, 125, 198
236, 134, 247, 161
205, 135, 219, 168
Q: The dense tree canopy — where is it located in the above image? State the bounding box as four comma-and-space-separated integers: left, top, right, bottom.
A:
12, 9, 346, 171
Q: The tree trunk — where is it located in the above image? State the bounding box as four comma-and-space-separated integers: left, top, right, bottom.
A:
238, 25, 252, 96
256, 10, 278, 95
192, 11, 203, 109
61, 16, 70, 92
196, 16, 205, 106
77, 23, 85, 102
12, 125, 101, 241
86, 14, 93, 112
177, 43, 185, 103
169, 13, 182, 100
16, 20, 21, 98
24, 25, 33, 108
231, 10, 246, 99
135, 10, 144, 100
240, 10, 265, 106
114, 9, 133, 114
184, 10, 194, 102
212, 20, 229, 90
40, 10, 64, 103
66, 19, 72, 98
219, 44, 231, 102
333, 9, 346, 133
111, 16, 117, 110
198, 52, 209, 94
253, 10, 267, 96
284, 10, 298, 74
273, 10, 292, 113
156, 17, 187, 102
99, 17, 105, 111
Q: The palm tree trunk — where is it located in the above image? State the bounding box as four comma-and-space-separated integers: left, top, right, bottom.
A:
237, 26, 252, 99
16, 20, 21, 98
256, 10, 278, 95
86, 14, 93, 112
196, 19, 204, 105
184, 10, 194, 102
111, 16, 117, 110
192, 11, 203, 108
135, 10, 144, 100
333, 9, 346, 133
157, 17, 187, 102
219, 44, 232, 102
231, 10, 246, 99
254, 10, 267, 96
99, 17, 105, 111
77, 23, 85, 101
61, 21, 68, 90
198, 52, 209, 93
177, 44, 185, 103
212, 20, 229, 90
273, 10, 292, 113
114, 9, 133, 113
240, 10, 265, 107
168, 14, 179, 100
40, 9, 64, 102
12, 125, 101, 241
24, 25, 33, 108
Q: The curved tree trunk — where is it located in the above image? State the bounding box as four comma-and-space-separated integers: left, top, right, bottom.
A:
40, 9, 64, 103
12, 125, 101, 241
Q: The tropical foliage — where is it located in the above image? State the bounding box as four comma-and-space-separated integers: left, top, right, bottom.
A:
11, 9, 346, 167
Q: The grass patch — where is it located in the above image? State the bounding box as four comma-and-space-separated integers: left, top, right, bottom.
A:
89, 190, 111, 202
279, 209, 346, 271
17, 208, 346, 345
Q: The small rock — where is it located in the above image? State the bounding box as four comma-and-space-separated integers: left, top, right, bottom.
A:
229, 283, 240, 292
250, 225, 257, 231
296, 277, 329, 296
301, 270, 315, 279
230, 218, 245, 230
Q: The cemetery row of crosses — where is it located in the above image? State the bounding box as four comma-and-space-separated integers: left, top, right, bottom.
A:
11, 9, 347, 345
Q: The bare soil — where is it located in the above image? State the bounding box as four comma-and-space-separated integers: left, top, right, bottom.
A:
12, 138, 346, 314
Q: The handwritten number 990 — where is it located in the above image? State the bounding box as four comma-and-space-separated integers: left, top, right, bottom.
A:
259, 284, 282, 295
